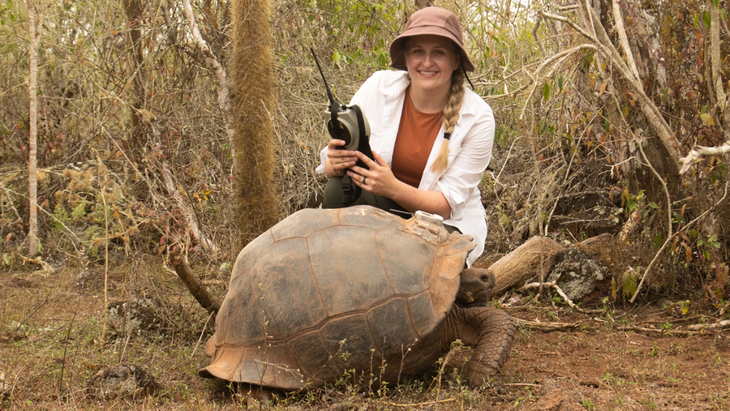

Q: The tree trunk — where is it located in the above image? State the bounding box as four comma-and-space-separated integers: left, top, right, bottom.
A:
122, 0, 146, 156
27, 0, 41, 257
488, 236, 565, 297
230, 0, 279, 250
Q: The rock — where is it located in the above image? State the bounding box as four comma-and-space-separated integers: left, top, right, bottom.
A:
87, 364, 157, 399
547, 248, 608, 302
10, 277, 36, 288
107, 298, 159, 335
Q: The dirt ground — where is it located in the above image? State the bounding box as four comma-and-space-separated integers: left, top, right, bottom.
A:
1, 261, 729, 410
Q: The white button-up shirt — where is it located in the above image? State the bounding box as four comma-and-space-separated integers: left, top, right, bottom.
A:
316, 70, 495, 266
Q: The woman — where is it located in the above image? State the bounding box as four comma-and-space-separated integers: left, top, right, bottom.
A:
315, 7, 495, 266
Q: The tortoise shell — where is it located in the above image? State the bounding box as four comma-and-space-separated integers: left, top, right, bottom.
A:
199, 206, 476, 389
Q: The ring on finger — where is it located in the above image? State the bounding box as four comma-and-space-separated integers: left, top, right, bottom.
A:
363, 176, 367, 184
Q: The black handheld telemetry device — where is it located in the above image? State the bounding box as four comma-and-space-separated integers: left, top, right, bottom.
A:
310, 48, 374, 206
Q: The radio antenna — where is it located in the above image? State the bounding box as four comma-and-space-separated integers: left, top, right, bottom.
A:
310, 47, 337, 107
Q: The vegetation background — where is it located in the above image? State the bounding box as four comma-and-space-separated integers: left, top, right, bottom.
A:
0, 0, 729, 409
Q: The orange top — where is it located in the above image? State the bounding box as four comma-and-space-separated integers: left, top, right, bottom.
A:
392, 88, 443, 188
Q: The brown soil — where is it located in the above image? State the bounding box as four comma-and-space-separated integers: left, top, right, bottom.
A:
1, 262, 728, 410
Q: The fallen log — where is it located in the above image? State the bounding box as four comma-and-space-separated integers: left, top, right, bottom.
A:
489, 236, 565, 297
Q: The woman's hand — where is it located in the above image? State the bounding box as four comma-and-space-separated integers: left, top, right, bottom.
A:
349, 150, 452, 219
348, 150, 402, 199
325, 139, 358, 178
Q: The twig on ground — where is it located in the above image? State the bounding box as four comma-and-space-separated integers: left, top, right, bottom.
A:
687, 320, 730, 331
17, 254, 54, 273
505, 382, 542, 387
384, 398, 456, 408
512, 318, 581, 332
519, 281, 603, 314
619, 326, 698, 336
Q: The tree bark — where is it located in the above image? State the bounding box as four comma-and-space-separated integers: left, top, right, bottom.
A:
170, 247, 219, 313
27, 0, 41, 257
230, 0, 279, 250
488, 236, 565, 297
122, 0, 146, 156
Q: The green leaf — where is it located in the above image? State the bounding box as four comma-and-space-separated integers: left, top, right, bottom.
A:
622, 270, 638, 298
500, 213, 510, 229
704, 11, 712, 29
701, 113, 716, 126
604, 119, 610, 132
653, 234, 663, 250
542, 83, 551, 101
558, 76, 564, 92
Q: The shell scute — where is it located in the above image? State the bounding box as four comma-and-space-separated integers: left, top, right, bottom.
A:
321, 314, 375, 372
232, 230, 274, 282
374, 228, 434, 295
270, 208, 340, 240
308, 226, 392, 316
248, 238, 326, 339
338, 205, 401, 229
286, 331, 340, 385
217, 273, 264, 344
407, 291, 442, 338
366, 297, 419, 353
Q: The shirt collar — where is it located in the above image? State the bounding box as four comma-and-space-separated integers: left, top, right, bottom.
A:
379, 70, 478, 117
379, 71, 411, 97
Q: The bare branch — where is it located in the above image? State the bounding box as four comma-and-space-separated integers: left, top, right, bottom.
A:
182, 0, 235, 152
160, 160, 219, 254
541, 8, 679, 168
519, 44, 599, 120
612, 0, 640, 81
629, 137, 673, 303
631, 180, 729, 302
679, 142, 730, 174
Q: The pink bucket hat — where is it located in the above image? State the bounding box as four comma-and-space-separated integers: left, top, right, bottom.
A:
389, 7, 475, 72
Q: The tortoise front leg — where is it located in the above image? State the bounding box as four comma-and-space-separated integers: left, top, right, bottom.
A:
455, 306, 515, 387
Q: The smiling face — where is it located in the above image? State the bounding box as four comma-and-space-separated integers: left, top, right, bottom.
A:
404, 35, 461, 98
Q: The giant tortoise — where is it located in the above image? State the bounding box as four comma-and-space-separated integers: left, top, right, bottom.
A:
199, 206, 514, 392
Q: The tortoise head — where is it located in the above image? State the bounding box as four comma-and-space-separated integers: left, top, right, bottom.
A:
455, 268, 495, 307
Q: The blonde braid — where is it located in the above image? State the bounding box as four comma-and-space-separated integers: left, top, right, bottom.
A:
430, 68, 466, 173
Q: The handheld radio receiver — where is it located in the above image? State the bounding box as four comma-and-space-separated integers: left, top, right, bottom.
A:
310, 47, 374, 206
